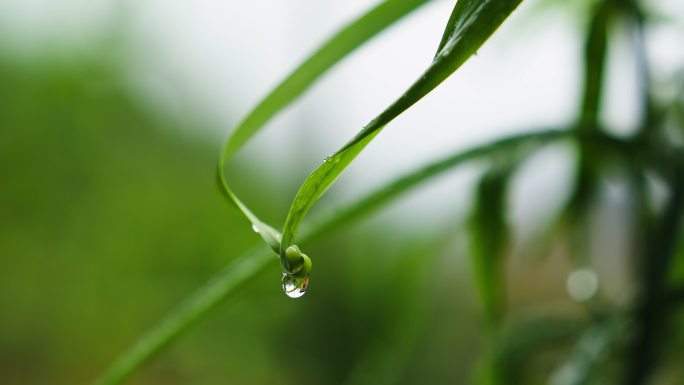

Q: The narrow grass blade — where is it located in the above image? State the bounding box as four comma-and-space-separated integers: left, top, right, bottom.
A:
469, 165, 514, 327
433, 0, 464, 57
343, 238, 442, 385
280, 0, 524, 258
216, 0, 432, 251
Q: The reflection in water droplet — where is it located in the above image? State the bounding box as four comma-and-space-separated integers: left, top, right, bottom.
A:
566, 268, 599, 302
251, 224, 259, 233
282, 273, 308, 298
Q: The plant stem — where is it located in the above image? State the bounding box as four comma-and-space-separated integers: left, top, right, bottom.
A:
630, 4, 656, 137
668, 286, 684, 305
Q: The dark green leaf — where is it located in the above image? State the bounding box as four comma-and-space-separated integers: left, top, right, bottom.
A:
281, 0, 525, 258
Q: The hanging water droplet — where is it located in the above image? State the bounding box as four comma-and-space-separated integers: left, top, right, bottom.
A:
282, 273, 308, 298
251, 224, 259, 233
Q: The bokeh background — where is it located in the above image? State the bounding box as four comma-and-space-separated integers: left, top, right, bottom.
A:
1, 0, 683, 384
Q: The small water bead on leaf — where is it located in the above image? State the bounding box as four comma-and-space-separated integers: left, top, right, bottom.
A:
282, 273, 308, 298
251, 224, 260, 233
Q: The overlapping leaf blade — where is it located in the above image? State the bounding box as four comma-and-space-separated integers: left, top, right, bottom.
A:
280, 0, 524, 258
217, 0, 433, 252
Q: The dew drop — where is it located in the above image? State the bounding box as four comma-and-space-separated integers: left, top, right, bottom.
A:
323, 155, 340, 165
251, 224, 259, 233
566, 268, 599, 302
282, 273, 308, 298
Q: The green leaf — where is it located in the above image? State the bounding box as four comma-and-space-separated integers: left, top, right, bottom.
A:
433, 0, 465, 57
94, 129, 574, 385
468, 164, 514, 326
217, 0, 433, 253
563, 0, 614, 262
280, 0, 524, 260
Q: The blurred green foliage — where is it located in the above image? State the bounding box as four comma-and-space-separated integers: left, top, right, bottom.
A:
1, 0, 684, 384
0, 52, 484, 385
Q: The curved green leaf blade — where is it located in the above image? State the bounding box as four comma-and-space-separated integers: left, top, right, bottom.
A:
216, 0, 432, 252
281, 0, 524, 257
216, 172, 282, 252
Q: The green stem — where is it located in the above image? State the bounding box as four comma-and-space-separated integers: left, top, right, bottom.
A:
667, 286, 684, 305
91, 247, 274, 385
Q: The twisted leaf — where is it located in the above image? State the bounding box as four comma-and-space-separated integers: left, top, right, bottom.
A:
280, 0, 525, 260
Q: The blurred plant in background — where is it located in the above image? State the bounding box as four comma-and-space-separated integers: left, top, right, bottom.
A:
1, 0, 683, 385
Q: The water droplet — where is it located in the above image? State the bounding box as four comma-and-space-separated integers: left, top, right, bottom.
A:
566, 268, 599, 302
282, 273, 308, 298
251, 224, 259, 233
323, 155, 340, 165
